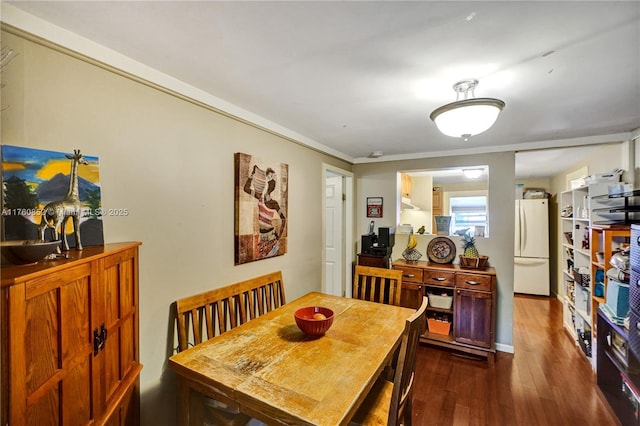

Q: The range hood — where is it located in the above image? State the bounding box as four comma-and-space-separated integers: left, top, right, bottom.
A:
401, 197, 421, 211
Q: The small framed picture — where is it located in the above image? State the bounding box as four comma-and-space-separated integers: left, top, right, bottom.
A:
367, 197, 383, 218
474, 226, 485, 238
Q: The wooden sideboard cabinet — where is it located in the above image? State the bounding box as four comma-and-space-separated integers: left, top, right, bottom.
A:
1, 242, 142, 426
356, 252, 390, 268
393, 259, 497, 361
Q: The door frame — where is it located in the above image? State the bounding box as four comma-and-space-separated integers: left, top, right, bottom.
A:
321, 164, 354, 297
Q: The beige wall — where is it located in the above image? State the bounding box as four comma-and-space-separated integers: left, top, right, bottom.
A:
1, 30, 352, 425
354, 151, 516, 351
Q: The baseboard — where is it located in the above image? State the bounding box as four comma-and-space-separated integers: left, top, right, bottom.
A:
496, 342, 515, 354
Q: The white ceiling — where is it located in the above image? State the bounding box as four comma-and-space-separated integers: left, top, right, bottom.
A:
3, 1, 640, 178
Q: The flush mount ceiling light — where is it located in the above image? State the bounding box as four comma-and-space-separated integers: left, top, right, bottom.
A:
430, 79, 505, 141
462, 168, 483, 179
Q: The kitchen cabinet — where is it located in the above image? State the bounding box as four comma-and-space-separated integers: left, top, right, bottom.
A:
432, 189, 442, 211
1, 242, 142, 426
394, 263, 424, 310
392, 259, 496, 361
401, 173, 412, 198
454, 272, 494, 348
432, 189, 443, 232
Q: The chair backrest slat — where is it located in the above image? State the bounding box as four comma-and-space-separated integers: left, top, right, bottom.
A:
388, 296, 428, 425
174, 271, 286, 352
354, 265, 403, 306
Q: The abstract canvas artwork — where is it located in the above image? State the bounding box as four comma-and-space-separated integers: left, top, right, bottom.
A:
1, 145, 104, 247
235, 152, 288, 264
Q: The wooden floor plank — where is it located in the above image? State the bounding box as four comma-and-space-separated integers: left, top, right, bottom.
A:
411, 294, 621, 426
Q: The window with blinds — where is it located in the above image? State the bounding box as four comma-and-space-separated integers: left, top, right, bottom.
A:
450, 196, 488, 237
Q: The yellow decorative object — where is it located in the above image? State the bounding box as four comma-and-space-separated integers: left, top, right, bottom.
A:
407, 234, 418, 249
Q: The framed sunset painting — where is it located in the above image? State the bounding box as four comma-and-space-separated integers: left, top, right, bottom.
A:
1, 145, 104, 247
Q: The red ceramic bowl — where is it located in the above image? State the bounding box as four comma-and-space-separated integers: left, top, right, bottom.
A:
294, 306, 334, 336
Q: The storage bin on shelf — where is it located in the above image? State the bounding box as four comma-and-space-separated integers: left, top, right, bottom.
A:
573, 270, 590, 286
566, 280, 575, 304
576, 287, 590, 315
428, 292, 453, 309
604, 279, 630, 319
577, 329, 592, 357
427, 318, 451, 335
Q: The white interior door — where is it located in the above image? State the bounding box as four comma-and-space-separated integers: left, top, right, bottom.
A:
325, 174, 343, 296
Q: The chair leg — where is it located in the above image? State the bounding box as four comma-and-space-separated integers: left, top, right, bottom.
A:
383, 345, 400, 381
403, 398, 412, 426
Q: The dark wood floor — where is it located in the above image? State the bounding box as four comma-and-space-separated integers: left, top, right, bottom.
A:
411, 294, 621, 426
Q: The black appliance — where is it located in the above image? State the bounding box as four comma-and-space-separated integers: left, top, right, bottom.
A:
361, 234, 376, 254
378, 227, 395, 248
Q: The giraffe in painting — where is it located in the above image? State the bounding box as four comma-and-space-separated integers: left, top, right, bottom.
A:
38, 149, 89, 250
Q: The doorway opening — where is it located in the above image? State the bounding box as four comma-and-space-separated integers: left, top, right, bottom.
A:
322, 164, 354, 297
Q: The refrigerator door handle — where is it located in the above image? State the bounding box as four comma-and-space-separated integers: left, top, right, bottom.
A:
519, 205, 526, 253
514, 257, 548, 265
514, 202, 521, 255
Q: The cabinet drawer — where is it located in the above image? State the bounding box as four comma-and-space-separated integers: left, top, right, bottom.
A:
394, 266, 423, 284
423, 270, 455, 288
456, 273, 492, 292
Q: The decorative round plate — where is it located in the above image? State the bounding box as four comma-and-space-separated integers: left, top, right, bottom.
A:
426, 237, 456, 264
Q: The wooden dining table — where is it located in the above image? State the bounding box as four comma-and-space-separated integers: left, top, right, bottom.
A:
168, 291, 415, 426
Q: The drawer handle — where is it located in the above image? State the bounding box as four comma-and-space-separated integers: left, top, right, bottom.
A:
637, 235, 640, 246
432, 277, 445, 281
404, 274, 415, 278
465, 280, 480, 286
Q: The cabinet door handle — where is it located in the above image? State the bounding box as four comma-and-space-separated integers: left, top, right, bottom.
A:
404, 274, 415, 278
100, 324, 108, 348
93, 324, 108, 356
637, 235, 640, 246
93, 328, 105, 356
432, 277, 445, 281
465, 280, 480, 285
636, 279, 640, 288
636, 321, 640, 332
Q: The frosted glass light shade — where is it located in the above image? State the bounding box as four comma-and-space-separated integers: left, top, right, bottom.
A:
430, 98, 505, 138
463, 169, 483, 179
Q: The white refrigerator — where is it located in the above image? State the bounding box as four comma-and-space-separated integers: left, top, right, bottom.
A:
514, 199, 550, 295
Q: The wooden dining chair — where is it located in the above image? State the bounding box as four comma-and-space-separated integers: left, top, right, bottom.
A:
174, 271, 286, 352
353, 265, 403, 306
350, 296, 428, 426
173, 271, 286, 426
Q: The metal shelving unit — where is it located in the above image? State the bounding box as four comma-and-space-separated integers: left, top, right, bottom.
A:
591, 190, 640, 226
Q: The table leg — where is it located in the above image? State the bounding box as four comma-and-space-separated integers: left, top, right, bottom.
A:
176, 377, 190, 426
